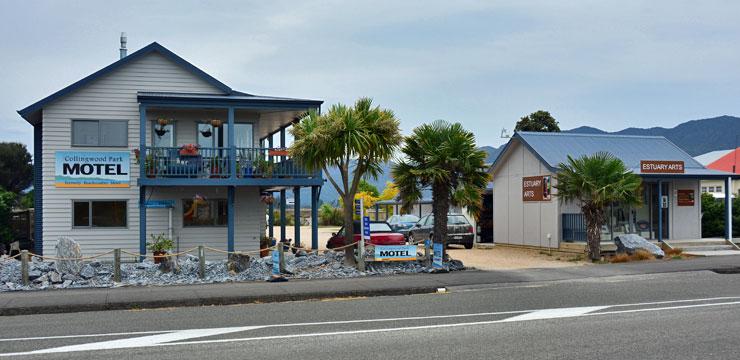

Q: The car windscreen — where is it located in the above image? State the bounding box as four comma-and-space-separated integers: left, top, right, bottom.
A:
400, 215, 419, 222
370, 222, 393, 232
448, 215, 470, 225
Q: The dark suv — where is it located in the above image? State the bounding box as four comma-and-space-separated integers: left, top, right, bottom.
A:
407, 214, 475, 249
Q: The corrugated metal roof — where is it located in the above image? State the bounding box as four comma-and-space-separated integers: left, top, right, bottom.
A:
694, 149, 734, 165
137, 91, 322, 105
493, 131, 736, 178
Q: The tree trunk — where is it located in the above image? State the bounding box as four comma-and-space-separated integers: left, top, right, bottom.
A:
432, 181, 450, 260
341, 193, 357, 265
582, 203, 604, 261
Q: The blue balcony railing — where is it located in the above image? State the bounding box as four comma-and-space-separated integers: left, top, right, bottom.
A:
142, 146, 316, 179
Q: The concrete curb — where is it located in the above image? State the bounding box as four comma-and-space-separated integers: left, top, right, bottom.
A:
0, 284, 441, 317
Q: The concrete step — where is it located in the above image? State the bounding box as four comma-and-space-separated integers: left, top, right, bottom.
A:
666, 239, 730, 247
679, 245, 738, 252
683, 250, 740, 256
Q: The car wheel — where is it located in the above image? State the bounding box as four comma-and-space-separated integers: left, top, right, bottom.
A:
407, 233, 415, 245
464, 241, 474, 249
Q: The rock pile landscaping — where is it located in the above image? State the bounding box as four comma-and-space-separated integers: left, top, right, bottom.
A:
0, 250, 464, 292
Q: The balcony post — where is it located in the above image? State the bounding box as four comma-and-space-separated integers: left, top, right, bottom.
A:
268, 135, 273, 163
139, 186, 146, 262
268, 194, 274, 239
139, 104, 147, 179
311, 186, 319, 251
228, 107, 236, 178
280, 189, 287, 242
294, 186, 301, 248
228, 186, 235, 252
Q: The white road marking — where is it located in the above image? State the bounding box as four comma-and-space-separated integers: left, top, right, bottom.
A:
499, 306, 609, 322
0, 330, 170, 342
9, 326, 263, 356
3, 296, 740, 356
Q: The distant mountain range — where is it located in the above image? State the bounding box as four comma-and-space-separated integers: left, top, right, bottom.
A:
290, 115, 739, 205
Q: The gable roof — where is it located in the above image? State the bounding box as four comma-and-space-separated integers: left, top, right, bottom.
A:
491, 131, 736, 178
695, 148, 740, 174
17, 42, 233, 125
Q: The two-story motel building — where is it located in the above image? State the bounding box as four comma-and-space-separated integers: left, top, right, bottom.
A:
18, 40, 324, 257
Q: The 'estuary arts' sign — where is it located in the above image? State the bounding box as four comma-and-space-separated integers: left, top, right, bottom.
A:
522, 175, 552, 201
640, 160, 685, 174
55, 151, 130, 188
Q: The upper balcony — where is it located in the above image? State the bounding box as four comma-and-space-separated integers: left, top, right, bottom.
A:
137, 91, 324, 187
138, 145, 322, 187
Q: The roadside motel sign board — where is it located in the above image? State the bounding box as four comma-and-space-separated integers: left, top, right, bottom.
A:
374, 245, 417, 261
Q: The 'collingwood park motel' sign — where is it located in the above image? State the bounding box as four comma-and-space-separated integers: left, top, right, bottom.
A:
55, 151, 130, 188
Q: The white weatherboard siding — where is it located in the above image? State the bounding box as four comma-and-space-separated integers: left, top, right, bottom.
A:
146, 109, 261, 147
146, 187, 265, 259
41, 52, 226, 256
491, 141, 559, 248
669, 179, 701, 240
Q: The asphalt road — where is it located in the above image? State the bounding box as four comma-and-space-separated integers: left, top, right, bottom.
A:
2, 269, 740, 359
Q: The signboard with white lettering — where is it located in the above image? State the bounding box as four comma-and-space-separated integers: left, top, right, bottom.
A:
640, 160, 685, 174
55, 151, 130, 188
522, 175, 552, 201
433, 243, 444, 268
363, 216, 371, 238
374, 245, 417, 261
145, 200, 175, 209
272, 250, 280, 275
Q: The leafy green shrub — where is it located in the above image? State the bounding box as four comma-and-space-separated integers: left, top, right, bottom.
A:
319, 204, 343, 226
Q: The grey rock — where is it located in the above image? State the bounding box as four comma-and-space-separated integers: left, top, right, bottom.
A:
227, 253, 251, 273
33, 274, 48, 283
62, 273, 77, 281
79, 265, 96, 279
614, 234, 665, 258
54, 236, 83, 274
28, 270, 42, 280
49, 272, 63, 284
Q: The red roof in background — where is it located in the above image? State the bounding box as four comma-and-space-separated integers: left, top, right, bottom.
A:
705, 148, 740, 174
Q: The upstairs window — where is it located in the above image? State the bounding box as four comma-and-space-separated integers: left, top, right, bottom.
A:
72, 120, 128, 147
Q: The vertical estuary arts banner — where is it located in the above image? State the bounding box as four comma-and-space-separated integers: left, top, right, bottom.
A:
55, 151, 130, 188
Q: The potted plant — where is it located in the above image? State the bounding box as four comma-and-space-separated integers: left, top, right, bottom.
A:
209, 157, 226, 178
147, 233, 174, 264
144, 154, 156, 178
255, 158, 274, 178
179, 144, 200, 157
260, 236, 272, 257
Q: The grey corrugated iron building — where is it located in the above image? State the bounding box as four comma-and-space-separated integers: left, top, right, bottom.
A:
489, 131, 738, 249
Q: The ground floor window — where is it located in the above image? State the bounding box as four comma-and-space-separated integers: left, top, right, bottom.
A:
183, 198, 227, 226
73, 200, 127, 227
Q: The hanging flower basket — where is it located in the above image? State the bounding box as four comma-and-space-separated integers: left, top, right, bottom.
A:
155, 126, 169, 137
157, 118, 170, 127
210, 119, 223, 128
199, 127, 212, 138
260, 193, 274, 205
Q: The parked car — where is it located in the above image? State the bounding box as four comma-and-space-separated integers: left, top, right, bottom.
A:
326, 220, 406, 249
386, 214, 420, 238
407, 214, 475, 249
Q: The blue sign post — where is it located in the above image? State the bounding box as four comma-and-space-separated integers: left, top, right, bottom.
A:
433, 243, 444, 268
271, 250, 280, 275
363, 216, 371, 238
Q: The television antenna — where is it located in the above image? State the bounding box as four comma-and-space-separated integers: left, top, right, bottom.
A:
500, 128, 511, 139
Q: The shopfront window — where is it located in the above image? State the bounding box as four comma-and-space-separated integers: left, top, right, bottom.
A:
183, 198, 227, 227
73, 200, 127, 227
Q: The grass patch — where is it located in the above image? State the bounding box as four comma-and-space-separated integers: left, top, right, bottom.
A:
608, 249, 656, 263
632, 249, 655, 261
568, 254, 584, 262
664, 247, 684, 256
539, 251, 553, 256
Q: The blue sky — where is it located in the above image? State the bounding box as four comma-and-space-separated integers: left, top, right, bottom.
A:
2, 1, 740, 151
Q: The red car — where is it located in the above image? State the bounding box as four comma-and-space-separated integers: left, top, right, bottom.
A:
326, 220, 406, 249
